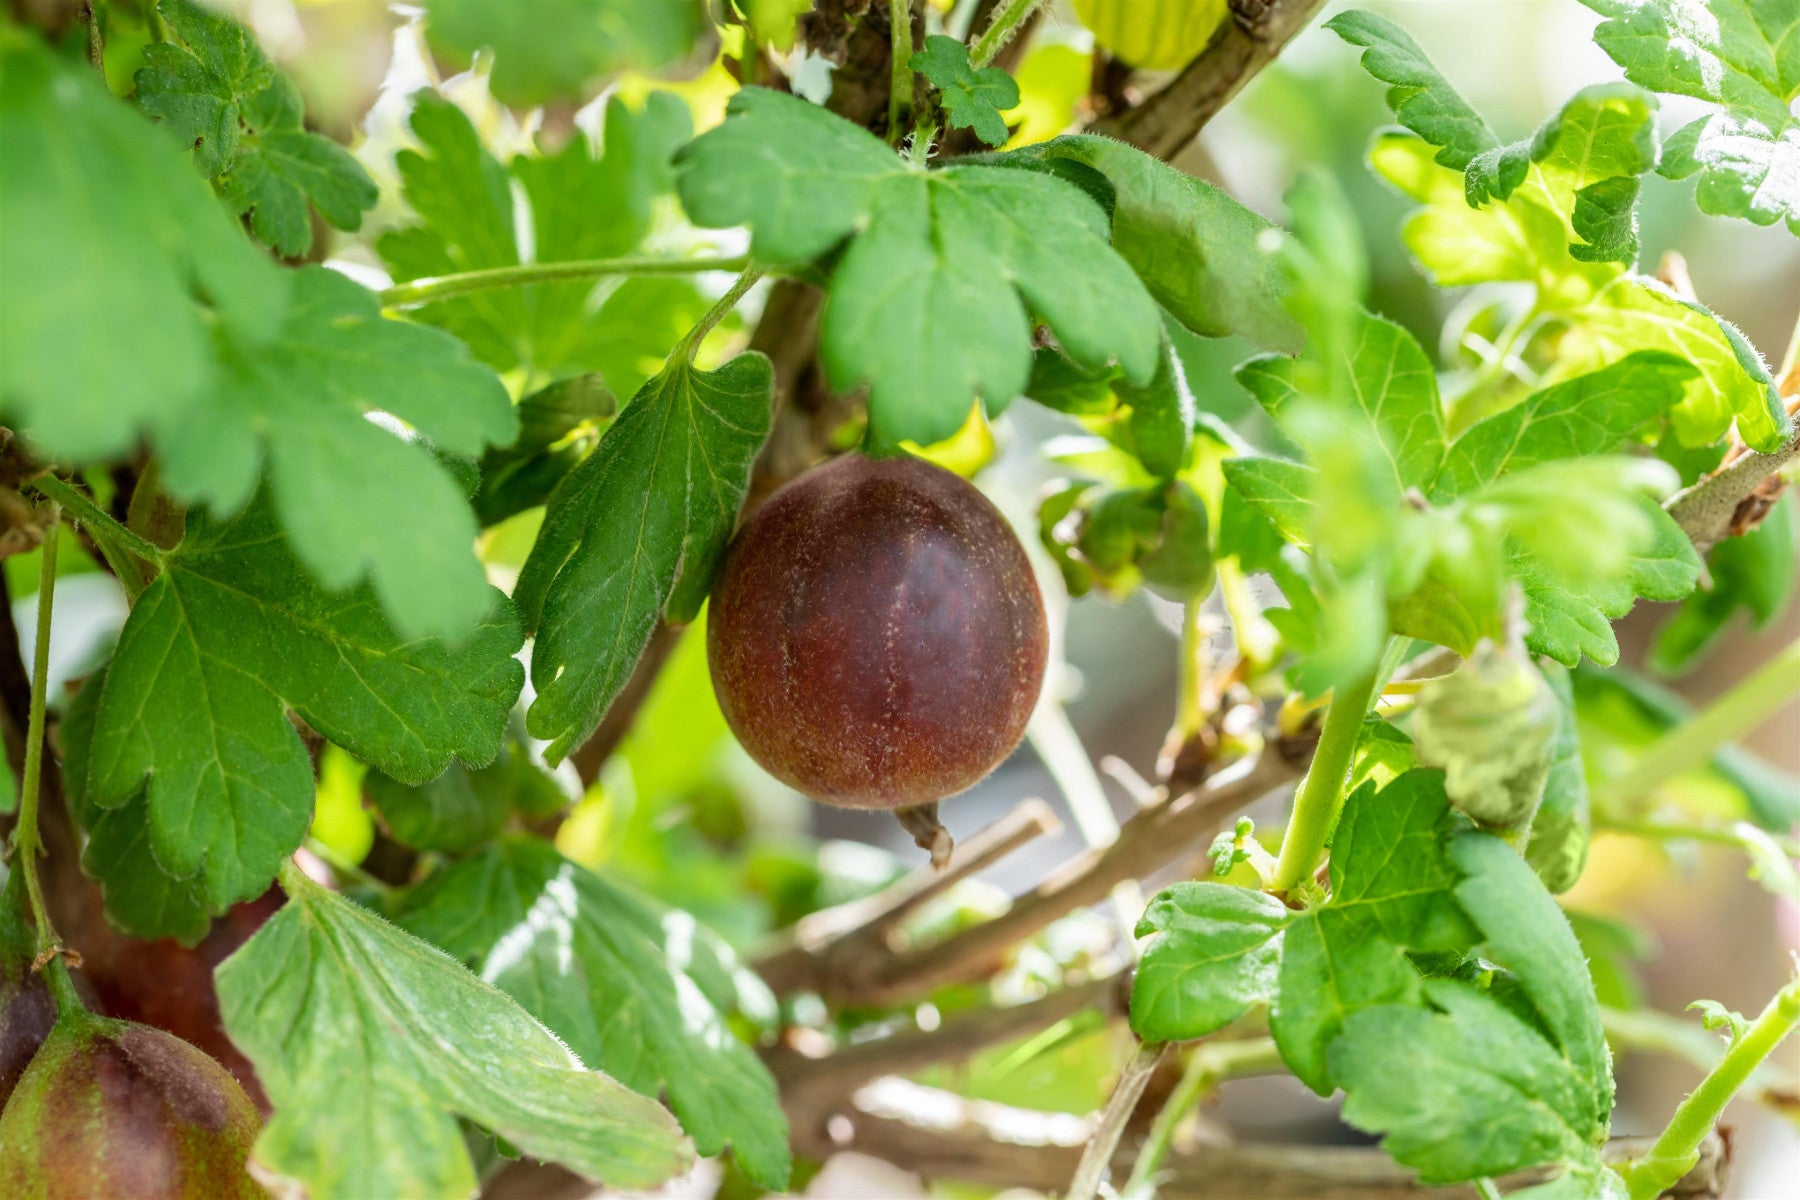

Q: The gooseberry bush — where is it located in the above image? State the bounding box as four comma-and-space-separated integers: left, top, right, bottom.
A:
1, 0, 1798, 1197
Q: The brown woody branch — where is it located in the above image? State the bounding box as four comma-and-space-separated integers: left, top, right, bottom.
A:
1088, 0, 1330, 159
799, 1080, 1730, 1200
758, 798, 1061, 993
768, 744, 1309, 1006
1666, 428, 1800, 554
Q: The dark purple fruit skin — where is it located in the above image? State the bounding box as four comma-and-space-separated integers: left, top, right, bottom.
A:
708, 453, 1048, 809
0, 1013, 265, 1199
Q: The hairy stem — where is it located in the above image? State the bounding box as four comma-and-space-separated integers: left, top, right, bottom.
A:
27, 473, 163, 582
1621, 974, 1800, 1200
968, 0, 1045, 69
676, 268, 765, 361
1269, 666, 1380, 894
1067, 1039, 1167, 1200
9, 516, 75, 1012
1124, 1038, 1284, 1194
378, 253, 752, 310
888, 0, 913, 144
1594, 636, 1800, 812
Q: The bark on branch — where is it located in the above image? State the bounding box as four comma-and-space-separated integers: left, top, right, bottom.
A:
766, 745, 1309, 1006
1088, 0, 1330, 159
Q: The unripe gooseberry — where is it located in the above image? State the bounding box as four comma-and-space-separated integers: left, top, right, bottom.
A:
707, 454, 1048, 854
0, 1011, 265, 1199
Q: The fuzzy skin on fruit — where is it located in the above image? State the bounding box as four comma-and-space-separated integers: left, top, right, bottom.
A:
0, 1012, 265, 1199
708, 453, 1048, 809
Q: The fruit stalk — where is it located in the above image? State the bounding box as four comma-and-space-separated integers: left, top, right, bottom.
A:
1269, 665, 1381, 895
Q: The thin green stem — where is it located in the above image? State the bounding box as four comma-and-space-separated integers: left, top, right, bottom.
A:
1174, 596, 1208, 740
908, 116, 936, 166
888, 0, 913, 145
1473, 1179, 1503, 1200
968, 0, 1045, 69
1270, 665, 1382, 894
1595, 636, 1800, 813
1124, 1038, 1282, 1194
1217, 559, 1276, 677
1598, 817, 1800, 859
675, 269, 765, 361
9, 517, 79, 1014
28, 474, 163, 569
378, 254, 751, 310
1621, 975, 1800, 1200
1067, 1039, 1168, 1200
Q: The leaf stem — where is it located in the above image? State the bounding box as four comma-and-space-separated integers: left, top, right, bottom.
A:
1217, 559, 1276, 677
1593, 635, 1800, 813
27, 474, 163, 593
1123, 1038, 1283, 1194
1597, 817, 1800, 859
8, 516, 79, 1014
1621, 974, 1800, 1200
1067, 1039, 1167, 1200
967, 0, 1044, 69
1269, 664, 1382, 894
377, 253, 752, 310
888, 0, 912, 145
676, 268, 765, 361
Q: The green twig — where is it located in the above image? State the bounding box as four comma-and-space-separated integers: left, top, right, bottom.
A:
8, 518, 81, 1016
888, 0, 913, 145
967, 0, 1045, 69
1594, 636, 1800, 813
378, 254, 752, 310
1174, 596, 1208, 740
675, 269, 765, 361
1620, 975, 1800, 1200
1217, 559, 1276, 677
1598, 817, 1800, 860
1067, 1039, 1168, 1200
1269, 665, 1382, 894
1123, 1038, 1283, 1194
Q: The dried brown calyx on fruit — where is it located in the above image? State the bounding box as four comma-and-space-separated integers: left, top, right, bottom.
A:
708, 453, 1049, 865
0, 1009, 265, 1199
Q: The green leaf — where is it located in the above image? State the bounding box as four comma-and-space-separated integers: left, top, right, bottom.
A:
995, 134, 1300, 351
216, 868, 692, 1197
474, 374, 619, 527
1433, 351, 1695, 497
1237, 310, 1447, 493
421, 0, 707, 106
67, 497, 523, 941
1326, 10, 1499, 169
379, 90, 694, 382
369, 737, 567, 855
1514, 500, 1701, 667
1130, 882, 1292, 1043
61, 666, 213, 942
1270, 771, 1475, 1092
1331, 980, 1607, 1183
1221, 456, 1316, 545
1650, 491, 1798, 674
675, 89, 1162, 446
0, 34, 287, 463
516, 352, 773, 761
1452, 834, 1612, 1115
911, 35, 1020, 148
136, 0, 377, 256
1581, 0, 1800, 233
1526, 662, 1592, 894
1327, 829, 1610, 1185
156, 265, 516, 640
1371, 131, 1789, 451
1464, 83, 1661, 265
393, 840, 791, 1188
